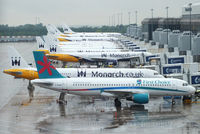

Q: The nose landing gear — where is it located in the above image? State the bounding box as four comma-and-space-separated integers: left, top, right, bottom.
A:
57, 92, 67, 104
27, 80, 35, 102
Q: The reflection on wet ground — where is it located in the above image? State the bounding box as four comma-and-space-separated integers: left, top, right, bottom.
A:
0, 43, 200, 134
33, 97, 200, 134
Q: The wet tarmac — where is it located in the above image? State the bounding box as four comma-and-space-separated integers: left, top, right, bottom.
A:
0, 43, 200, 134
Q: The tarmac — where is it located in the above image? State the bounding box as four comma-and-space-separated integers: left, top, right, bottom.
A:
0, 43, 200, 134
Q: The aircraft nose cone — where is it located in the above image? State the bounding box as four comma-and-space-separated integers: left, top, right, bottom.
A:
3, 69, 9, 74
190, 86, 196, 94
3, 69, 13, 74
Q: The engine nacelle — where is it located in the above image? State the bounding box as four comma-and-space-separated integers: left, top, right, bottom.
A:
132, 93, 149, 104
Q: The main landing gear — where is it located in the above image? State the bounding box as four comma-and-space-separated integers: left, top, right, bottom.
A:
62, 62, 67, 68
114, 98, 121, 111
57, 92, 67, 104
172, 96, 175, 105
27, 80, 35, 102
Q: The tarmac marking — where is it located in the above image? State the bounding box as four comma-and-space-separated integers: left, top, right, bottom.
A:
191, 101, 200, 104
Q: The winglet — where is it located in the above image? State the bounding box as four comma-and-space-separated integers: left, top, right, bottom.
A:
33, 51, 64, 79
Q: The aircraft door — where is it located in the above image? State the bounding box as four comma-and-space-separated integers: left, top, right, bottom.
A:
62, 79, 67, 90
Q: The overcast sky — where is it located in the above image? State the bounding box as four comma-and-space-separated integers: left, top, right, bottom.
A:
0, 0, 199, 26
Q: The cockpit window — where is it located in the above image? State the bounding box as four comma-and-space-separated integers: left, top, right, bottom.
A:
154, 72, 159, 75
183, 83, 188, 86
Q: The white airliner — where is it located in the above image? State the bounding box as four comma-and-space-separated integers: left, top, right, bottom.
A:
55, 35, 118, 42
46, 24, 118, 41
46, 50, 152, 64
43, 35, 122, 50
47, 34, 119, 46
61, 24, 122, 37
31, 51, 195, 106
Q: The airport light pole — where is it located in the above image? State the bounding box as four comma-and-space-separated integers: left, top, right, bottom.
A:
109, 16, 110, 26
135, 11, 138, 37
128, 12, 131, 35
113, 14, 115, 26
151, 8, 154, 40
166, 6, 169, 45
135, 11, 138, 25
121, 12, 123, 25
189, 3, 192, 50
111, 15, 113, 26
117, 13, 120, 26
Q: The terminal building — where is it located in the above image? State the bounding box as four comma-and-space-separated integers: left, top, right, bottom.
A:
141, 2, 200, 41
0, 36, 36, 42
126, 2, 200, 60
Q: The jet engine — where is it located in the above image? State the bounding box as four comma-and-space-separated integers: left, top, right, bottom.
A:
126, 93, 149, 104
132, 93, 149, 104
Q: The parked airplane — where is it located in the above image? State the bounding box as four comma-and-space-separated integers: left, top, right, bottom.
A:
56, 36, 118, 42
46, 51, 152, 65
61, 24, 121, 37
31, 51, 195, 107
42, 35, 122, 50
4, 68, 164, 80
46, 24, 118, 41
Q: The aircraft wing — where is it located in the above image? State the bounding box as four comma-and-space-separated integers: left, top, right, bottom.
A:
69, 55, 116, 62
69, 54, 140, 62
91, 55, 141, 62
90, 58, 116, 62
69, 55, 94, 62
117, 56, 141, 61
102, 89, 148, 98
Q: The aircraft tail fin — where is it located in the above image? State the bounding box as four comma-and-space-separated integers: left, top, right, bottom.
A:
43, 35, 61, 53
7, 46, 30, 68
36, 36, 46, 49
62, 24, 75, 34
36, 36, 51, 54
36, 35, 61, 54
46, 24, 63, 35
33, 51, 64, 79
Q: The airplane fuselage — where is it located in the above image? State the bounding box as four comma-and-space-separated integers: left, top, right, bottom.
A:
3, 68, 163, 80
31, 78, 195, 97
47, 51, 152, 62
